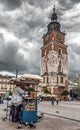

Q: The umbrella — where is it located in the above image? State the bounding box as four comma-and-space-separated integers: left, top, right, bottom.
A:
19, 74, 43, 82
9, 74, 43, 85
18, 74, 43, 85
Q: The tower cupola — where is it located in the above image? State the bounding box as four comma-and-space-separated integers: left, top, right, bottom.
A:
47, 5, 61, 32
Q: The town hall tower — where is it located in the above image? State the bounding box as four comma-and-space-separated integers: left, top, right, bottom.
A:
41, 6, 68, 98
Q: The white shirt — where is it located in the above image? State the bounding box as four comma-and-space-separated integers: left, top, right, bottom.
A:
11, 86, 28, 106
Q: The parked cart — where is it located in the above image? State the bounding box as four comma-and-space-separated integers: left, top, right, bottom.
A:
20, 96, 37, 123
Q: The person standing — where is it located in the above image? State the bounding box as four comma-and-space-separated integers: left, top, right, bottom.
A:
51, 97, 54, 105
56, 98, 59, 105
11, 83, 28, 122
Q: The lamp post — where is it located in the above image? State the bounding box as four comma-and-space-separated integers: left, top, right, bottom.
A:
16, 69, 18, 78
72, 86, 73, 100
78, 88, 79, 99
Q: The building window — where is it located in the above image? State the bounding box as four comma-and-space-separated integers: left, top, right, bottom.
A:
47, 77, 49, 83
58, 60, 62, 73
58, 48, 62, 55
61, 77, 63, 83
58, 64, 61, 73
43, 77, 45, 83
57, 77, 58, 83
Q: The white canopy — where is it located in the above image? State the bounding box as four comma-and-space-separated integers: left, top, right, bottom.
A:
9, 74, 43, 85
19, 74, 43, 82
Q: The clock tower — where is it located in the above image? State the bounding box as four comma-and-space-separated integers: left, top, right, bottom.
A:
41, 6, 68, 98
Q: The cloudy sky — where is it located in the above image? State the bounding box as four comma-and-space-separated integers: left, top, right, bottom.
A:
0, 0, 80, 79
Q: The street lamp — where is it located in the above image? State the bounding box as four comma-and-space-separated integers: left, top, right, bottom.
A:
16, 69, 18, 78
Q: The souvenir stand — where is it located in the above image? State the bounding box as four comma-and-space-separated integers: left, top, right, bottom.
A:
19, 82, 38, 123
9, 74, 42, 123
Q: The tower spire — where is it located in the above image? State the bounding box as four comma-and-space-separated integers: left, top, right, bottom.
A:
51, 4, 57, 21
53, 0, 56, 12
53, 5, 55, 13
47, 4, 61, 32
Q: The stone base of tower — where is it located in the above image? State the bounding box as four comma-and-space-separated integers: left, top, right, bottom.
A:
41, 85, 68, 100
52, 86, 68, 99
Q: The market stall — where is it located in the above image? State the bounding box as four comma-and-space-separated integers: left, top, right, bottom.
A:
9, 74, 43, 123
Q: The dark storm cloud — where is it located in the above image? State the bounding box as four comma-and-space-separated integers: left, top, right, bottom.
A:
27, 0, 50, 9
0, 13, 10, 29
0, 33, 41, 74
71, 0, 80, 3
0, 0, 22, 10
0, 37, 27, 72
58, 0, 80, 11
58, 0, 73, 12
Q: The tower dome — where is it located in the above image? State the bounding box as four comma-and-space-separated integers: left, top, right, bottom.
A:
47, 5, 61, 32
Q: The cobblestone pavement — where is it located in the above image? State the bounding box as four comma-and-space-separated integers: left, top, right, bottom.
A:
0, 101, 80, 130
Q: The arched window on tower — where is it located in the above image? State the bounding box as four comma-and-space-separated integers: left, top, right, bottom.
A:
58, 60, 62, 73
43, 77, 45, 83
58, 48, 62, 55
57, 76, 58, 83
60, 77, 64, 83
47, 76, 49, 84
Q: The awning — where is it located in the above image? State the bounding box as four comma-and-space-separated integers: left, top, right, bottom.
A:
9, 74, 43, 85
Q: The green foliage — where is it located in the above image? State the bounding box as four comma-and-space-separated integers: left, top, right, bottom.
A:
44, 89, 51, 94
29, 87, 35, 92
9, 91, 12, 96
61, 90, 69, 96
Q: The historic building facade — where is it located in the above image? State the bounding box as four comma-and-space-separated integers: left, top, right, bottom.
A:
41, 6, 68, 98
0, 75, 15, 96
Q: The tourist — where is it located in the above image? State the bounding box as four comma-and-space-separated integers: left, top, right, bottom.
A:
56, 98, 59, 105
11, 83, 28, 122
51, 97, 54, 105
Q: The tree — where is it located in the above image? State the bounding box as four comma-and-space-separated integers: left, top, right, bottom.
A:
29, 87, 35, 92
61, 90, 69, 96
9, 91, 12, 96
44, 89, 51, 94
